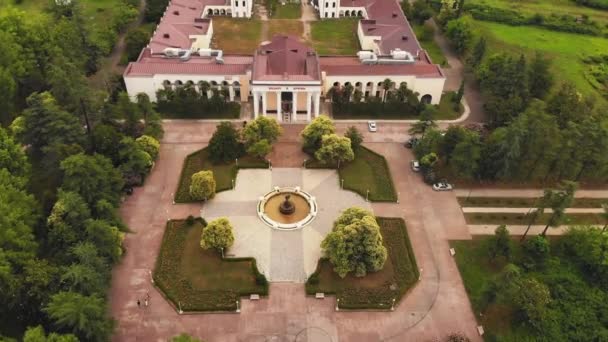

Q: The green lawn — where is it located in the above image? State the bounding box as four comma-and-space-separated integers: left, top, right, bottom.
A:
459, 196, 608, 208
434, 91, 464, 120
412, 24, 449, 67
211, 17, 263, 54
464, 212, 605, 226
267, 19, 303, 40
310, 19, 359, 55
175, 147, 268, 203
272, 3, 301, 19
306, 217, 419, 309
154, 220, 268, 312
339, 147, 397, 202
451, 239, 528, 340
474, 20, 608, 103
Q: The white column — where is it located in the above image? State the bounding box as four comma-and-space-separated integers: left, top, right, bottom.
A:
314, 92, 320, 118
253, 91, 259, 118
207, 90, 213, 99
277, 91, 282, 122
262, 91, 267, 116
292, 91, 297, 122
229, 86, 235, 101
306, 92, 312, 122
371, 82, 377, 98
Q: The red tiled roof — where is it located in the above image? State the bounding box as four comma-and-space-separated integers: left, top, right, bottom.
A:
252, 36, 321, 82
124, 48, 252, 76
342, 0, 423, 56
319, 56, 443, 77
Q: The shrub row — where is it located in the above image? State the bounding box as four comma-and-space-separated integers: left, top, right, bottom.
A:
465, 3, 604, 36
332, 100, 420, 119
574, 0, 608, 10
156, 99, 241, 119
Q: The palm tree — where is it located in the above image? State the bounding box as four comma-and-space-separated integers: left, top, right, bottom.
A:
381, 78, 393, 102
541, 181, 577, 236
198, 81, 210, 99
521, 191, 549, 241
44, 292, 112, 341
601, 203, 608, 233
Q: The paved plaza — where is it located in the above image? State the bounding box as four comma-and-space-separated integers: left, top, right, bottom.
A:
110, 121, 481, 342
203, 168, 371, 282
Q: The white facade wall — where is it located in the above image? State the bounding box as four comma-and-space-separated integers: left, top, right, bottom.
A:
190, 22, 213, 49
322, 74, 443, 105
357, 21, 380, 53
338, 6, 366, 17
319, 0, 338, 18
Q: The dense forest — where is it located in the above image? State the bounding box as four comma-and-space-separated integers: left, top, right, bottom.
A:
0, 1, 163, 340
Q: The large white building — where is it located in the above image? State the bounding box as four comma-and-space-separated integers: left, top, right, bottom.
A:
123, 0, 446, 122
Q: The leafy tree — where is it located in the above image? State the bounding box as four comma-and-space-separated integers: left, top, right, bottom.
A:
189, 170, 216, 201
113, 92, 142, 137
561, 226, 608, 289
413, 129, 443, 159
528, 52, 553, 99
602, 203, 608, 233
117, 137, 153, 185
521, 191, 550, 241
23, 325, 78, 342
125, 27, 151, 62
60, 153, 124, 207
450, 130, 481, 180
247, 139, 271, 159
301, 116, 335, 153
547, 82, 593, 129
446, 333, 471, 342
47, 191, 91, 256
84, 219, 124, 264
314, 134, 355, 168
321, 207, 387, 277
467, 37, 486, 67
242, 116, 282, 149
344, 126, 363, 150
208, 121, 242, 163
0, 127, 29, 178
445, 16, 473, 55
91, 124, 123, 161
512, 278, 551, 330
420, 152, 438, 172
454, 80, 465, 105
17, 92, 85, 154
522, 235, 550, 269
170, 333, 202, 342
44, 292, 113, 342
61, 262, 106, 296
401, 0, 412, 18
412, 0, 433, 24
200, 217, 234, 251
488, 225, 511, 260
0, 66, 16, 126
409, 106, 437, 138
135, 135, 160, 160
136, 93, 164, 139
381, 78, 393, 102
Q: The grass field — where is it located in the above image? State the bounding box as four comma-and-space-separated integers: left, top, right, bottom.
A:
272, 3, 301, 19
340, 146, 397, 202
473, 20, 608, 102
310, 19, 359, 55
266, 19, 303, 40
175, 147, 268, 203
464, 212, 605, 226
469, 0, 608, 25
211, 18, 263, 54
459, 196, 608, 208
154, 220, 267, 311
412, 24, 449, 67
306, 217, 419, 309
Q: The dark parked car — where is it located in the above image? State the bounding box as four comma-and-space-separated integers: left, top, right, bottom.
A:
405, 137, 419, 148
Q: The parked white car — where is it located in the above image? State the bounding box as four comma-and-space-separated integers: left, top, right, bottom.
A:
432, 182, 453, 191
410, 160, 421, 172
368, 121, 377, 132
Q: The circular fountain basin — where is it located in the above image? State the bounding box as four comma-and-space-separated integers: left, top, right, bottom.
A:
257, 187, 318, 230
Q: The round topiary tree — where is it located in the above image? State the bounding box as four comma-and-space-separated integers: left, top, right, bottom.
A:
189, 170, 216, 201
135, 135, 160, 159
301, 116, 335, 154
200, 217, 234, 252
314, 134, 354, 168
321, 207, 387, 278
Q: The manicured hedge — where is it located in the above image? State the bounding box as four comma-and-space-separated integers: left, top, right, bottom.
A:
465, 4, 603, 36
154, 220, 268, 312
306, 217, 419, 310
175, 147, 268, 203
332, 100, 420, 119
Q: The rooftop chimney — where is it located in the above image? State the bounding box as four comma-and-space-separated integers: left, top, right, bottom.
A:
402, 35, 408, 40
392, 12, 397, 18
173, 10, 179, 15
163, 33, 170, 38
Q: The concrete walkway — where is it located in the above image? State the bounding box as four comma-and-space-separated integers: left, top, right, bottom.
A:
301, 0, 317, 41
462, 207, 606, 214
468, 224, 569, 236
110, 122, 482, 341
455, 188, 608, 198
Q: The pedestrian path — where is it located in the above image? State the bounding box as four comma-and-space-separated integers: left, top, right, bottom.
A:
455, 189, 608, 198
468, 224, 569, 236
462, 207, 605, 214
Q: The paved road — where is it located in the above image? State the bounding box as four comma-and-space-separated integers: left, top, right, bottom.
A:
455, 188, 608, 198
110, 122, 481, 341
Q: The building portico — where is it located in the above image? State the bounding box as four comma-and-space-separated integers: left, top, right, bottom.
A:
252, 87, 321, 122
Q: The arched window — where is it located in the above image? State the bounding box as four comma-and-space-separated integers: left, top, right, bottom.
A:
344, 82, 352, 87
332, 2, 336, 7
163, 80, 171, 89
355, 82, 362, 88
222, 81, 229, 86
366, 82, 373, 87
421, 94, 432, 104
357, 10, 363, 16
333, 82, 340, 87
325, 12, 328, 17
211, 81, 218, 86
233, 81, 240, 87
175, 80, 183, 86
207, 8, 213, 15
331, 12, 335, 17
